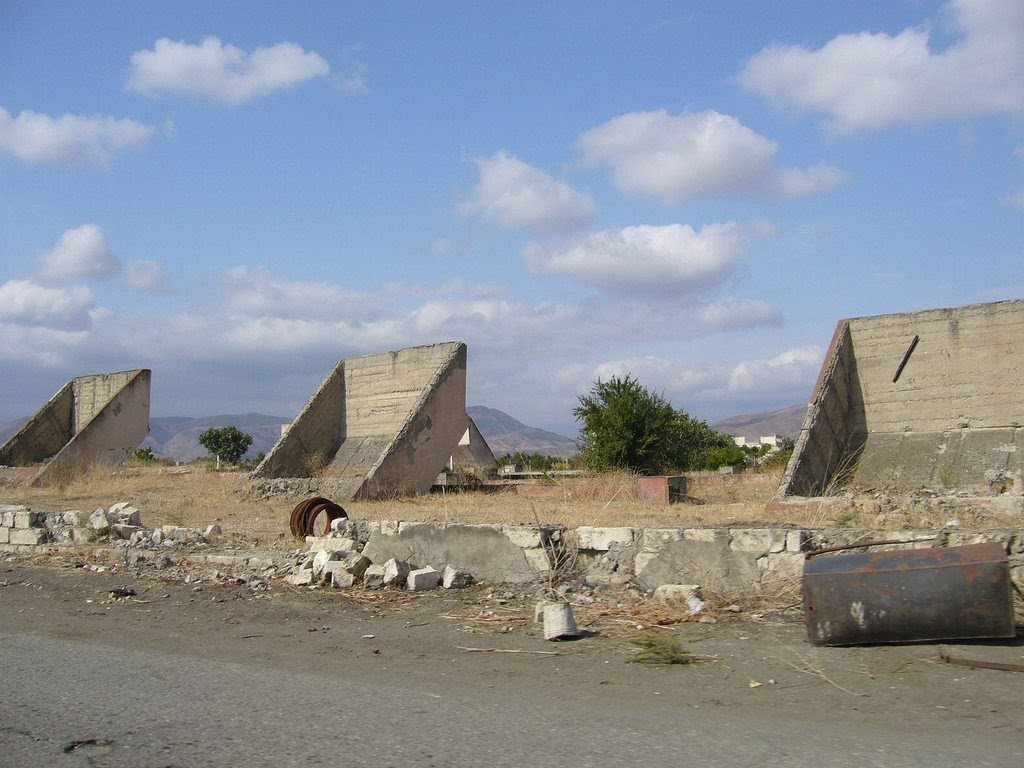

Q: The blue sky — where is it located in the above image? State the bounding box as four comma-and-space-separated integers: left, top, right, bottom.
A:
2, 0, 1022, 436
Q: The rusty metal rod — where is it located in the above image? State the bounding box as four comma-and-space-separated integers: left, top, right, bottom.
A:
805, 536, 939, 559
892, 334, 919, 382
938, 649, 1024, 673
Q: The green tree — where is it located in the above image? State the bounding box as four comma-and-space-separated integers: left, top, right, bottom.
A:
198, 426, 253, 468
573, 375, 680, 475
573, 375, 744, 474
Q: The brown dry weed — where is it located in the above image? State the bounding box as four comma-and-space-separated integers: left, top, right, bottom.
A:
3, 464, 1016, 552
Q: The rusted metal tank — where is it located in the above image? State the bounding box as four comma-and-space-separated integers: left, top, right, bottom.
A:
802, 541, 1015, 646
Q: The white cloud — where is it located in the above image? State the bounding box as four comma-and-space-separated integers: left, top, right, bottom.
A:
698, 298, 783, 331
126, 36, 330, 105
0, 279, 95, 330
728, 346, 824, 393
222, 266, 377, 320
460, 150, 596, 231
574, 110, 846, 204
122, 260, 167, 291
738, 0, 1024, 134
335, 62, 369, 94
0, 107, 154, 168
37, 225, 120, 281
524, 222, 748, 295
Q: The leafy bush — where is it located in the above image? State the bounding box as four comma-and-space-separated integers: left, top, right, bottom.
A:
198, 426, 253, 468
574, 375, 742, 474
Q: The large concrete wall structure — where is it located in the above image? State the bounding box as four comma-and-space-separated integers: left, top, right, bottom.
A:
252, 342, 480, 500
0, 369, 151, 486
779, 300, 1024, 499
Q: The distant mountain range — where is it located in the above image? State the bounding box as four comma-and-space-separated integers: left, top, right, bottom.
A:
0, 403, 806, 462
711, 403, 807, 443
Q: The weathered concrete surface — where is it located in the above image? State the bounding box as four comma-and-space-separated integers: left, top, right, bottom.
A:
0, 369, 151, 486
780, 300, 1024, 499
360, 522, 545, 584
452, 416, 498, 475
253, 342, 482, 500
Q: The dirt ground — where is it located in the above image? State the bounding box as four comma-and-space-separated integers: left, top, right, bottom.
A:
4, 549, 1024, 746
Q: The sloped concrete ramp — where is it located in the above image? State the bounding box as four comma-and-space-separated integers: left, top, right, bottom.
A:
778, 300, 1023, 500
0, 369, 151, 486
252, 342, 476, 500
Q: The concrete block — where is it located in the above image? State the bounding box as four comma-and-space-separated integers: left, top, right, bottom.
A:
730, 528, 786, 555
10, 528, 46, 545
0, 527, 9, 544
89, 508, 113, 533
363, 564, 386, 589
1, 511, 15, 528
522, 547, 551, 574
309, 536, 356, 553
340, 552, 371, 580
503, 525, 542, 549
61, 510, 86, 527
108, 502, 141, 526
575, 526, 634, 551
330, 570, 356, 588
442, 564, 474, 589
112, 524, 144, 540
14, 510, 42, 529
407, 566, 440, 591
312, 549, 343, 579
285, 570, 314, 586
382, 558, 411, 586
683, 528, 729, 543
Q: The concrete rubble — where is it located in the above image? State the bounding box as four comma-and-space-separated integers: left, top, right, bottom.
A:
3, 502, 1023, 605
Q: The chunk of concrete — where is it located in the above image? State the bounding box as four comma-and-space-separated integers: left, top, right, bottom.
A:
363, 564, 386, 590
330, 570, 356, 588
340, 552, 371, 580
382, 558, 411, 586
10, 528, 47, 545
576, 526, 634, 551
442, 564, 474, 589
88, 508, 112, 534
285, 570, 314, 587
407, 566, 440, 591
108, 501, 142, 526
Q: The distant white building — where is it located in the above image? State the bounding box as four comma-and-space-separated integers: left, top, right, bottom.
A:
732, 434, 783, 452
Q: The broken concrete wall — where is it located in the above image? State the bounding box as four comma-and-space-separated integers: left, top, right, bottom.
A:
0, 369, 151, 485
780, 300, 1024, 499
252, 342, 476, 501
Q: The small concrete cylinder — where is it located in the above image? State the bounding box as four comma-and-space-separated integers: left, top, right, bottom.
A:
543, 602, 580, 640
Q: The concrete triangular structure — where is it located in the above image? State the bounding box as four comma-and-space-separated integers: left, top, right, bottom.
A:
0, 369, 151, 486
252, 342, 483, 500
777, 300, 1024, 501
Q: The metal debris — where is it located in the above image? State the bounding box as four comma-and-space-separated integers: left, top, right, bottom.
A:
802, 541, 1014, 646
289, 496, 347, 538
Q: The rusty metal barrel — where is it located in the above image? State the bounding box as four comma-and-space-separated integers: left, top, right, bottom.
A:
802, 541, 1015, 646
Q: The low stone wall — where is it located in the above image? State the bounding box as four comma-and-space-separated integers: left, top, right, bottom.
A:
4, 502, 1021, 597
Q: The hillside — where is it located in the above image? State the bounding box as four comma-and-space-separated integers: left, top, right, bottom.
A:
467, 406, 578, 458
711, 403, 806, 442
1, 403, 806, 462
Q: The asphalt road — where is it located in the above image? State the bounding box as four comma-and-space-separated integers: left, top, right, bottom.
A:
2, 562, 1022, 767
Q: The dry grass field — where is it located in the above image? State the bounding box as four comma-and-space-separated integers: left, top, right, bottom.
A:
5, 459, 1012, 552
